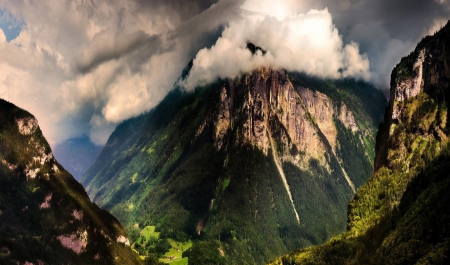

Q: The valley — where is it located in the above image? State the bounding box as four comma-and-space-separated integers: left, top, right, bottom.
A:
0, 2, 447, 264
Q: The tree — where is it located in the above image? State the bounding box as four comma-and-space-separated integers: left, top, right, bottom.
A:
183, 240, 226, 265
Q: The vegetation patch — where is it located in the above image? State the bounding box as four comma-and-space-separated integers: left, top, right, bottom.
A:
132, 226, 192, 265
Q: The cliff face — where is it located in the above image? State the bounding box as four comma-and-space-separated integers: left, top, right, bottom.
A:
214, 69, 327, 164
81, 68, 386, 264
211, 68, 364, 194
376, 23, 450, 171
0, 99, 141, 265
271, 21, 450, 265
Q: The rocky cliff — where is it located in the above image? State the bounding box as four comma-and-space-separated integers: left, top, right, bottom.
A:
0, 99, 141, 265
81, 66, 386, 264
375, 25, 450, 171
271, 21, 450, 265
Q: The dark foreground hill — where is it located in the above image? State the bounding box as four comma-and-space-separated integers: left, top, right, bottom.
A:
270, 21, 450, 265
0, 99, 142, 265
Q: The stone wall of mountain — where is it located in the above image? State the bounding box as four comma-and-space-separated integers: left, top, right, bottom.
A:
81, 66, 386, 264
270, 21, 450, 265
0, 99, 142, 265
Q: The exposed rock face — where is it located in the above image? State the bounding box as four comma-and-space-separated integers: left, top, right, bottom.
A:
116, 235, 131, 246
392, 49, 425, 103
390, 31, 450, 121
57, 230, 88, 254
211, 68, 364, 179
212, 68, 336, 169
39, 193, 52, 209
338, 102, 359, 132
213, 86, 232, 150
391, 50, 425, 121
16, 117, 38, 135
300, 88, 337, 150
72, 209, 83, 220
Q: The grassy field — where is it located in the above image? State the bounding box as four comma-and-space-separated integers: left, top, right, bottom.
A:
140, 226, 160, 243
132, 226, 192, 264
132, 226, 160, 260
159, 239, 192, 264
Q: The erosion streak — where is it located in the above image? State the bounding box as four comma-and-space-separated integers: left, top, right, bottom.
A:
268, 130, 300, 224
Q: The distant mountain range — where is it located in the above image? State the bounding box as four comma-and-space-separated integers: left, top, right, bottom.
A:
53, 137, 102, 181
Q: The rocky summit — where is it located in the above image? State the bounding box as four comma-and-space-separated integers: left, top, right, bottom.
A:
81, 63, 386, 264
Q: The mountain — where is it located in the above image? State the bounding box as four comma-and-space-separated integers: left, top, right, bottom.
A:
270, 22, 450, 265
81, 66, 386, 264
53, 137, 103, 181
0, 99, 142, 265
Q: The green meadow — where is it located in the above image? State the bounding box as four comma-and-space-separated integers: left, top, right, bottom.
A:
132, 226, 192, 264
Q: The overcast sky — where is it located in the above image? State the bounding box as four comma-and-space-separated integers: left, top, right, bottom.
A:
0, 0, 448, 146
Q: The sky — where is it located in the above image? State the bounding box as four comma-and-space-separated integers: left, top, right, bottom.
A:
0, 0, 448, 147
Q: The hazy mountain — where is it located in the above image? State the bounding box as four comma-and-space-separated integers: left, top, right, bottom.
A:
81, 61, 386, 264
53, 137, 103, 181
270, 21, 450, 265
0, 99, 142, 265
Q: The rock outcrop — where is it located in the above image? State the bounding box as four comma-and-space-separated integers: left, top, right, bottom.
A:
213, 69, 331, 167
210, 68, 364, 194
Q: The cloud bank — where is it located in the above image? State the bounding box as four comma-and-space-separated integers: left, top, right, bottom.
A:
0, 0, 232, 145
181, 6, 370, 90
0, 0, 448, 146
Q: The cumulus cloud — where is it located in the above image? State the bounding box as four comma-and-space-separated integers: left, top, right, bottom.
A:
181, 6, 370, 90
0, 0, 225, 145
0, 0, 448, 146
302, 0, 450, 93
427, 18, 448, 35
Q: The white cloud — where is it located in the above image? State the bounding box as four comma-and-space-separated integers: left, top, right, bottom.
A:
0, 0, 447, 146
181, 6, 370, 90
89, 115, 117, 146
0, 0, 228, 146
427, 18, 448, 35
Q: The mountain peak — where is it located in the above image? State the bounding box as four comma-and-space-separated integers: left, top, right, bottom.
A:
82, 67, 386, 264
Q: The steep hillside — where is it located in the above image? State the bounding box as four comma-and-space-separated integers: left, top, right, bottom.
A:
0, 99, 142, 265
82, 68, 386, 264
270, 21, 450, 265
